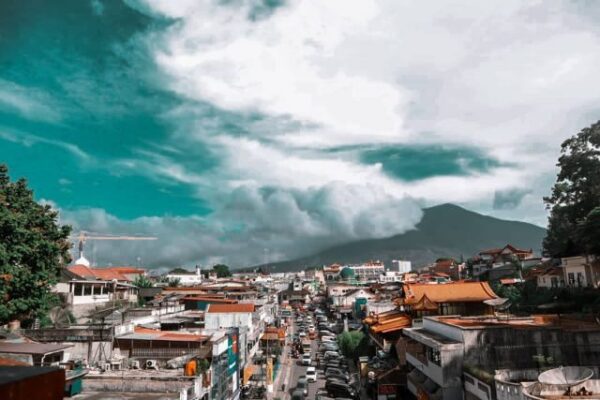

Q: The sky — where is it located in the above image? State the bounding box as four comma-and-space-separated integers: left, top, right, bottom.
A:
1, 0, 600, 269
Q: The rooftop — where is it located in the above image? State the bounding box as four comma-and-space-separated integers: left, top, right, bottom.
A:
430, 314, 600, 332
206, 303, 255, 313
0, 342, 72, 355
402, 281, 497, 305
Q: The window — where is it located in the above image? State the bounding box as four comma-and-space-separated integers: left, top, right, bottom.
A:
568, 273, 575, 285
83, 285, 92, 296
576, 272, 584, 287
426, 347, 441, 366
93, 285, 102, 295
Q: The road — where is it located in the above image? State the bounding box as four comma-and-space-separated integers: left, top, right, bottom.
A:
283, 319, 326, 400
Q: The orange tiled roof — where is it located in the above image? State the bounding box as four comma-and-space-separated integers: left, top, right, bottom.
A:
403, 282, 497, 305
68, 265, 133, 281
206, 303, 255, 313
370, 315, 411, 334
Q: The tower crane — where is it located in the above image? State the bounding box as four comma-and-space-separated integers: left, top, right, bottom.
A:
70, 231, 158, 266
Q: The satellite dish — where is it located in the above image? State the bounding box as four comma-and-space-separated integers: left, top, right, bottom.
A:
538, 366, 593, 388
484, 298, 509, 307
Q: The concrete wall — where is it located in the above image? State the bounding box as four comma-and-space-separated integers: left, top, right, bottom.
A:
83, 375, 196, 393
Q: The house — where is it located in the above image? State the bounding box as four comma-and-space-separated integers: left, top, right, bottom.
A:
431, 259, 461, 281
399, 282, 498, 316
536, 266, 565, 289
562, 255, 600, 288
479, 244, 534, 264
55, 265, 140, 318
472, 244, 535, 278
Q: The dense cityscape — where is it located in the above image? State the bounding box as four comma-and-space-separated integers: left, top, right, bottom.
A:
2, 1, 600, 400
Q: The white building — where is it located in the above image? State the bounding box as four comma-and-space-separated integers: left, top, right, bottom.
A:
392, 260, 412, 274
165, 266, 203, 286
348, 261, 386, 281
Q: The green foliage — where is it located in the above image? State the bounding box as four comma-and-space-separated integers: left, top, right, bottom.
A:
544, 121, 600, 257
133, 274, 154, 288
337, 330, 367, 359
212, 264, 231, 278
577, 207, 600, 256
492, 283, 523, 305
0, 164, 72, 324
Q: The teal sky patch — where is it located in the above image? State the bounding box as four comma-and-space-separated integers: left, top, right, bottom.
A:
360, 145, 503, 181
0, 0, 217, 219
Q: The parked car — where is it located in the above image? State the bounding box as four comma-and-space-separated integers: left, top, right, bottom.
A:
315, 389, 333, 400
291, 389, 305, 400
325, 367, 348, 378
326, 372, 350, 382
306, 366, 317, 382
297, 377, 309, 396
325, 380, 357, 399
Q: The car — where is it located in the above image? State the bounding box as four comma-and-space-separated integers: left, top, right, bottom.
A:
325, 380, 357, 399
321, 336, 336, 342
323, 351, 342, 359
302, 354, 311, 366
291, 389, 305, 400
299, 331, 307, 338
325, 367, 348, 378
315, 389, 333, 400
326, 371, 350, 382
297, 377, 309, 396
324, 360, 347, 369
306, 366, 317, 382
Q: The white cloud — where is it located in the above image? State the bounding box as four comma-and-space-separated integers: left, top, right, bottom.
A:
0, 79, 62, 123
60, 183, 422, 267
68, 0, 600, 265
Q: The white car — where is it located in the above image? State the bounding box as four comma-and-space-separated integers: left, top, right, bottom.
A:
306, 366, 317, 382
299, 331, 307, 338
302, 353, 311, 366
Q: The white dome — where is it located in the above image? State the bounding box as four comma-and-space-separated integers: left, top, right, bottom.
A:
75, 255, 90, 267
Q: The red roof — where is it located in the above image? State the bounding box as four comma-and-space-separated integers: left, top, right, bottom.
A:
207, 304, 255, 313
67, 265, 139, 282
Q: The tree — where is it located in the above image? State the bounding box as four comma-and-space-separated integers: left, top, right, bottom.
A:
0, 165, 71, 325
337, 331, 366, 359
212, 264, 231, 278
544, 121, 600, 257
133, 274, 154, 288
578, 207, 600, 257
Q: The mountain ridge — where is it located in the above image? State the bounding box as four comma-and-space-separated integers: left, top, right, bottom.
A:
254, 203, 546, 272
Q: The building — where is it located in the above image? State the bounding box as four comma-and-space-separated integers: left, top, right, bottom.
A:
392, 260, 412, 274
561, 256, 600, 288
165, 266, 204, 286
55, 265, 140, 318
205, 303, 258, 374
536, 266, 565, 289
399, 281, 498, 316
348, 261, 386, 281
400, 314, 600, 400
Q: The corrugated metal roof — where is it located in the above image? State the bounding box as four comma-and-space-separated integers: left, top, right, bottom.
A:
0, 342, 72, 355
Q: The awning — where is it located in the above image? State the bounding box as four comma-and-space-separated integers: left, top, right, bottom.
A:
243, 364, 255, 385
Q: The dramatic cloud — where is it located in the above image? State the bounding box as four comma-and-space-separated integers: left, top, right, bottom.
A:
4, 0, 600, 267
60, 184, 422, 268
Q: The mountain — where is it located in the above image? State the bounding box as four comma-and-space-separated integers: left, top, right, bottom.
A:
258, 203, 546, 272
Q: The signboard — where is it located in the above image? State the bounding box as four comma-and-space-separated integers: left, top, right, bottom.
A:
378, 384, 397, 395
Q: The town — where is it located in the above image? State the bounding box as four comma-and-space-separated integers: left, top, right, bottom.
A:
1, 240, 599, 400
3, 1, 600, 399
